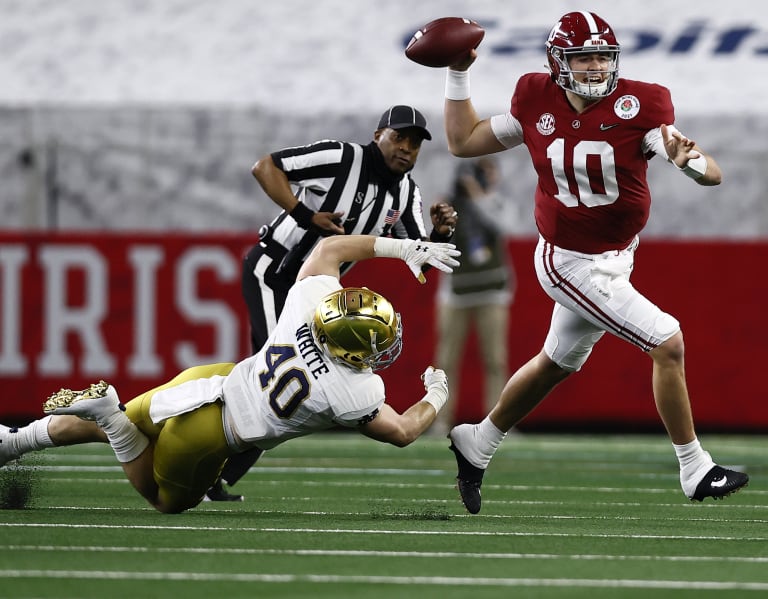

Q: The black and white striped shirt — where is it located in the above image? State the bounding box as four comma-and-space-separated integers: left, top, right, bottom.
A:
261, 139, 429, 279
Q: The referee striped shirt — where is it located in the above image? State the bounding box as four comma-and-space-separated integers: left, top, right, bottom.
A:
261, 139, 429, 280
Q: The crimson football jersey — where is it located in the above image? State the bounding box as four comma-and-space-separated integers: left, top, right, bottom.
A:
511, 73, 674, 253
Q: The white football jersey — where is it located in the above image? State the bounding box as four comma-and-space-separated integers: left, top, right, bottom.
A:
223, 275, 386, 449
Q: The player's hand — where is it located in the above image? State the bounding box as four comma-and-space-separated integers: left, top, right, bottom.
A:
421, 366, 448, 393
449, 48, 478, 71
430, 202, 458, 237
420, 366, 449, 412
401, 239, 460, 283
661, 124, 700, 168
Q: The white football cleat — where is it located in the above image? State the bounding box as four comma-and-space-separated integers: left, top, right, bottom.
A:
42, 381, 121, 422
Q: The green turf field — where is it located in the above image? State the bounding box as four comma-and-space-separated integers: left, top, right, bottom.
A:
0, 433, 765, 598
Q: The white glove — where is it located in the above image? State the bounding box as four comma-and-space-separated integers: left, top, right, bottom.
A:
374, 237, 460, 283
420, 366, 448, 413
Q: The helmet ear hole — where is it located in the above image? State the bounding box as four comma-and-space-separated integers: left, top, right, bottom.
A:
312, 287, 403, 371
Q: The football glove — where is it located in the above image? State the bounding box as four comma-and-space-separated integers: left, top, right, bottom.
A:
420, 366, 449, 412
374, 238, 460, 283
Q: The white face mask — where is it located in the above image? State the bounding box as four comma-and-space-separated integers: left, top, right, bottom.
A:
569, 73, 611, 98
550, 49, 620, 99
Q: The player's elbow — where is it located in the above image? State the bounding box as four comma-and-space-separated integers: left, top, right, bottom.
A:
387, 427, 420, 448
386, 434, 412, 448
446, 137, 475, 158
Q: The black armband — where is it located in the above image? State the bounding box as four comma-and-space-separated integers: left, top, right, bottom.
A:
357, 408, 379, 426
429, 227, 454, 243
289, 202, 315, 229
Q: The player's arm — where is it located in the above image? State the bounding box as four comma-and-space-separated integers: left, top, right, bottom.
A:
444, 51, 507, 157
359, 367, 448, 447
296, 235, 460, 283
251, 154, 345, 233
659, 124, 723, 186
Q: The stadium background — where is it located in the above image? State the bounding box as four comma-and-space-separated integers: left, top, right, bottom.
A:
1, 0, 766, 430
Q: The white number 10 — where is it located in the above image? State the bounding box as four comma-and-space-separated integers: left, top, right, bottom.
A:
547, 139, 619, 207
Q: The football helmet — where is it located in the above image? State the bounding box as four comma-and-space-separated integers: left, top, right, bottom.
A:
312, 287, 402, 371
546, 11, 620, 99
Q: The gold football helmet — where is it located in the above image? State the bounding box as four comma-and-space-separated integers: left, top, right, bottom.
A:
312, 287, 403, 371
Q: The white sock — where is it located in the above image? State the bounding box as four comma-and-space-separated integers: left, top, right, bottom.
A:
9, 416, 56, 455
674, 438, 715, 496
97, 409, 150, 464
454, 417, 507, 469
478, 417, 507, 454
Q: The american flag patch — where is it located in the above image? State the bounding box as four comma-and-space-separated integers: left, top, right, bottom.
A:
384, 209, 400, 224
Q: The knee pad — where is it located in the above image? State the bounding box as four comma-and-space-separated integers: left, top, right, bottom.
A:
544, 330, 605, 372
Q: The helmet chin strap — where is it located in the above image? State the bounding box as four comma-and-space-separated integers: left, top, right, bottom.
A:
570, 77, 610, 98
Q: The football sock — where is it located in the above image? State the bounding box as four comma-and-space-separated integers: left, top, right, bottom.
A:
477, 417, 507, 466
455, 417, 507, 469
97, 410, 149, 464
9, 415, 56, 455
674, 438, 715, 496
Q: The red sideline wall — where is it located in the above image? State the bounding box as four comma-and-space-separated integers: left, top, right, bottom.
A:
1, 232, 766, 432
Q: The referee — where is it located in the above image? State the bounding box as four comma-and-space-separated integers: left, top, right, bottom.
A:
206, 105, 458, 501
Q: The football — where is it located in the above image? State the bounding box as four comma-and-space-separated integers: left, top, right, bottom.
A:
405, 17, 485, 68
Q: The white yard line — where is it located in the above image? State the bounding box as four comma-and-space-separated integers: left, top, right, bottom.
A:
5, 544, 768, 564
1, 570, 767, 591
1, 522, 766, 541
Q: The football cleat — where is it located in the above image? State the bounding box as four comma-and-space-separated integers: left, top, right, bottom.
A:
42, 381, 121, 422
0, 425, 22, 467
690, 465, 749, 502
204, 478, 244, 502
449, 441, 485, 514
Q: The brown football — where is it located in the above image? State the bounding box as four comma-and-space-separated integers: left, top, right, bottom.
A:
405, 17, 485, 68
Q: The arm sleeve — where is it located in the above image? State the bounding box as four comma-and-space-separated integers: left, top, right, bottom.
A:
331, 375, 386, 427
490, 113, 524, 149
270, 140, 345, 190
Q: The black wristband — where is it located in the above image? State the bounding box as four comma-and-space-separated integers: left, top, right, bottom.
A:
289, 202, 315, 229
430, 227, 454, 242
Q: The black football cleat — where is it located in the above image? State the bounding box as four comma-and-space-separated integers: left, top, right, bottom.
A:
449, 442, 485, 514
204, 478, 243, 502
690, 465, 749, 502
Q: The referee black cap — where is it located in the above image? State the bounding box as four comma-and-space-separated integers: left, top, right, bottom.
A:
378, 105, 432, 140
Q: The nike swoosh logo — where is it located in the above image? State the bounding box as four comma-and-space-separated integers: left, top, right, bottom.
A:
600, 123, 619, 131
711, 475, 728, 488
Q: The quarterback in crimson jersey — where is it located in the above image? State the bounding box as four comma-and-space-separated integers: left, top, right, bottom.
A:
510, 74, 674, 253
437, 10, 747, 514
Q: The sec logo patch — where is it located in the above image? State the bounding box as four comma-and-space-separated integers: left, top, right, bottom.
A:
536, 113, 556, 135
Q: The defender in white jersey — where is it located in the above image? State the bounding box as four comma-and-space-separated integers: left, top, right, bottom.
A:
435, 10, 748, 513
221, 104, 458, 500
223, 275, 400, 449
0, 235, 459, 514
